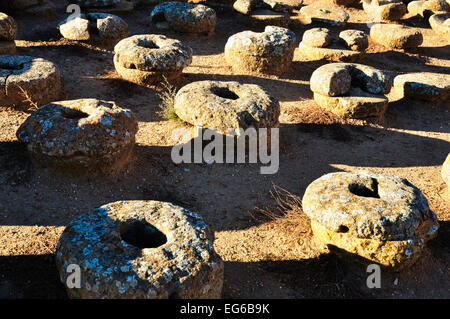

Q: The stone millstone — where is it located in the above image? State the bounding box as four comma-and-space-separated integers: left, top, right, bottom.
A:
429, 13, 450, 40
0, 13, 18, 41
299, 28, 368, 62
313, 87, 389, 118
393, 72, 450, 101
310, 63, 392, 118
174, 80, 280, 135
300, 4, 350, 27
150, 1, 216, 34
224, 25, 296, 74
408, 0, 450, 18
55, 200, 224, 298
362, 0, 407, 21
16, 98, 138, 172
302, 171, 439, 270
59, 13, 129, 42
370, 23, 423, 49
442, 154, 450, 187
0, 55, 61, 107
113, 34, 192, 85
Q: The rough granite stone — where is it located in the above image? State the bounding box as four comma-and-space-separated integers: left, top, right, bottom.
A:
150, 1, 216, 34
247, 8, 290, 27
300, 4, 350, 27
303, 171, 439, 269
59, 13, 129, 42
300, 28, 368, 62
429, 13, 450, 40
370, 23, 423, 49
408, 0, 450, 18
16, 98, 138, 172
310, 63, 392, 118
174, 80, 280, 135
55, 200, 224, 298
0, 55, 61, 107
113, 34, 192, 85
362, 0, 407, 21
0, 13, 18, 41
224, 25, 296, 74
233, 0, 258, 14
393, 72, 450, 101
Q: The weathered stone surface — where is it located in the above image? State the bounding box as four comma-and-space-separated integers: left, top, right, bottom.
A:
225, 26, 296, 74
429, 13, 450, 40
233, 0, 258, 14
310, 63, 352, 96
313, 87, 389, 118
303, 171, 439, 269
310, 63, 392, 96
59, 13, 129, 42
339, 30, 369, 51
150, 1, 216, 34
174, 80, 280, 135
302, 28, 333, 48
300, 4, 350, 26
0, 13, 18, 41
114, 34, 192, 85
393, 72, 450, 101
17, 99, 138, 171
59, 16, 91, 41
409, 0, 450, 17
0, 41, 16, 54
300, 28, 368, 62
442, 154, 450, 186
370, 23, 423, 49
0, 55, 61, 107
55, 200, 224, 298
310, 63, 392, 118
362, 0, 406, 21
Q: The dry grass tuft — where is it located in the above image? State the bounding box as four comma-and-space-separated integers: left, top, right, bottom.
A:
156, 77, 183, 123
16, 85, 38, 110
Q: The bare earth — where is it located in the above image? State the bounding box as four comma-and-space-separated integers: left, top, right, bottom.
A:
0, 0, 449, 299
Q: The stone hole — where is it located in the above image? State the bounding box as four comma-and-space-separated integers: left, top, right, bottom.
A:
120, 220, 167, 249
348, 178, 380, 198
212, 87, 240, 100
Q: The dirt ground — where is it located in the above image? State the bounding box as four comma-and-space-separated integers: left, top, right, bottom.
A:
0, 0, 449, 299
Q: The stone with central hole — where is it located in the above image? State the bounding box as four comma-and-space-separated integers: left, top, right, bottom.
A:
55, 200, 224, 298
302, 171, 439, 270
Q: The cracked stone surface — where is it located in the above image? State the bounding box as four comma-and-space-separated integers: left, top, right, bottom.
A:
174, 80, 280, 135
16, 98, 138, 172
303, 171, 439, 269
224, 25, 296, 74
55, 200, 224, 298
113, 34, 192, 85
